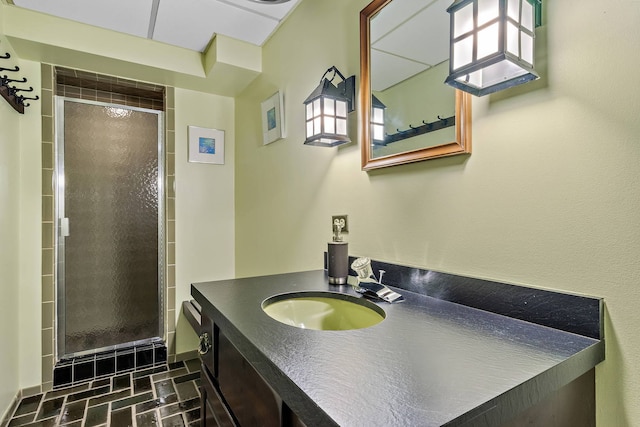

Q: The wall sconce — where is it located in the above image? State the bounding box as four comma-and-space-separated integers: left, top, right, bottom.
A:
444, 0, 542, 96
303, 66, 355, 147
371, 94, 386, 145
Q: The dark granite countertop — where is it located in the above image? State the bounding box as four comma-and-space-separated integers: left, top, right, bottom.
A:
191, 269, 604, 426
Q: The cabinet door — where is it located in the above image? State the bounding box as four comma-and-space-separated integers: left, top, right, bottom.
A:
218, 331, 282, 427
201, 363, 236, 427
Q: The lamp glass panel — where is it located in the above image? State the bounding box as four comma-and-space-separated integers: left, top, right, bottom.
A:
507, 22, 519, 55
336, 118, 347, 135
313, 117, 321, 135
521, 31, 534, 64
373, 124, 384, 141
480, 59, 528, 88
372, 107, 384, 123
324, 97, 335, 116
477, 23, 499, 59
306, 120, 313, 138
306, 102, 313, 120
325, 116, 335, 134
453, 35, 474, 69
453, 3, 474, 37
313, 99, 321, 117
521, 0, 534, 31
507, 0, 520, 21
456, 70, 482, 88
336, 99, 347, 117
477, 0, 499, 26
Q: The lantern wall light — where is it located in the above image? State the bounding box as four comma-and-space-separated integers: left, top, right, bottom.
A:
371, 94, 386, 145
445, 0, 542, 97
303, 66, 355, 147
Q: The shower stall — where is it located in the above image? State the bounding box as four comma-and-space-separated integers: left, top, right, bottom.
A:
55, 97, 165, 360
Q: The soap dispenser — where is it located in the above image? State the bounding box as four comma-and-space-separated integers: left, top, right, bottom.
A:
327, 218, 348, 284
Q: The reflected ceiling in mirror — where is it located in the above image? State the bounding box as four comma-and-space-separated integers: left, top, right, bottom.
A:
360, 0, 471, 170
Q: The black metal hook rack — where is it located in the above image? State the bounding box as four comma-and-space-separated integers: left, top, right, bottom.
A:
0, 52, 39, 114
374, 114, 456, 146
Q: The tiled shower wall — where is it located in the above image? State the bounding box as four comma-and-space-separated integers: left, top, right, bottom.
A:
39, 64, 176, 394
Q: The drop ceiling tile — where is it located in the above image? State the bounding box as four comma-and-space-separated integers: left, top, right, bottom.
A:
371, 49, 430, 92
216, 0, 300, 20
371, 0, 450, 67
370, 0, 432, 44
153, 0, 279, 50
13, 0, 154, 38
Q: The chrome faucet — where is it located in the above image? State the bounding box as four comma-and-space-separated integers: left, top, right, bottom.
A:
349, 258, 403, 303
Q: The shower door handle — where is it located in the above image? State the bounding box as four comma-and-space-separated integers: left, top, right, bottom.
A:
60, 218, 70, 237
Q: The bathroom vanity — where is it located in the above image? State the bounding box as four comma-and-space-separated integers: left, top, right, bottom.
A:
191, 265, 604, 426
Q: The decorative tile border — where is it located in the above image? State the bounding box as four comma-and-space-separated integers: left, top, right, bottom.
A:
53, 342, 167, 389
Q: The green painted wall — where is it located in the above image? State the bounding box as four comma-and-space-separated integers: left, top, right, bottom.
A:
235, 0, 640, 425
0, 26, 21, 418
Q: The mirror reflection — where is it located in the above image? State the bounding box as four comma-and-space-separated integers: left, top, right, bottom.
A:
370, 0, 454, 158
360, 0, 471, 170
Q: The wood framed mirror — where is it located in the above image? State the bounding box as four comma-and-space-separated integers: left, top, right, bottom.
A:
360, 0, 472, 171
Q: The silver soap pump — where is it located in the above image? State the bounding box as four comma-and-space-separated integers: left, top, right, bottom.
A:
327, 218, 348, 284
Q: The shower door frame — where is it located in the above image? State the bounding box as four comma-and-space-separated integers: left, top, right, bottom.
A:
54, 96, 166, 361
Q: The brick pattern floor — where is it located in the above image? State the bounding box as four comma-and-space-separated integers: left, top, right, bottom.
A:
3, 359, 201, 427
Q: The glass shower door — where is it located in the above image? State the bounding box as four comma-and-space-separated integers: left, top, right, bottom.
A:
56, 98, 164, 359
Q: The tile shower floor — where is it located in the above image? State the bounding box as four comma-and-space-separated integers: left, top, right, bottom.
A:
4, 359, 202, 427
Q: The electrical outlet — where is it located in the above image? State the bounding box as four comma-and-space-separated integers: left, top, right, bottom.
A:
331, 215, 349, 233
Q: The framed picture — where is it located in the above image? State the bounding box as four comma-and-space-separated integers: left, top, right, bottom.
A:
188, 126, 225, 164
261, 91, 285, 145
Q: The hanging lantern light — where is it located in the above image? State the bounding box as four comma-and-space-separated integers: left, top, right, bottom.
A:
303, 66, 355, 147
445, 0, 542, 96
371, 94, 386, 145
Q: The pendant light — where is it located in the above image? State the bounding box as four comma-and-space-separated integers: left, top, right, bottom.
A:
445, 0, 542, 96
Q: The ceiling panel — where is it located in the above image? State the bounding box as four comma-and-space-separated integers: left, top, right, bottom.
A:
11, 0, 301, 52
373, 0, 450, 67
13, 0, 154, 38
371, 49, 430, 92
370, 0, 434, 45
153, 0, 279, 51
218, 0, 299, 20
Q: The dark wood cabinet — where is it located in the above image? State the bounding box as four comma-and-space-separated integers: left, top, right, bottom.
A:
201, 363, 236, 427
200, 322, 306, 427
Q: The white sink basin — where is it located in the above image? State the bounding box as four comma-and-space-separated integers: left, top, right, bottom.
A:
262, 291, 385, 331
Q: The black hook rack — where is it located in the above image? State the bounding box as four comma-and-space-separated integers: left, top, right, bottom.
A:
375, 114, 456, 146
0, 52, 37, 114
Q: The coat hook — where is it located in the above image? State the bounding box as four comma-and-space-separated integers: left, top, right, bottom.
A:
0, 52, 10, 60
0, 65, 19, 73
2, 75, 27, 84
12, 86, 34, 93
19, 94, 39, 101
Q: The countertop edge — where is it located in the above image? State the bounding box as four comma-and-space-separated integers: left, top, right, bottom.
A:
449, 341, 605, 426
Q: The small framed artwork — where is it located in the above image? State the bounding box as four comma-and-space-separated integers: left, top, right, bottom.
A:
188, 126, 225, 164
261, 91, 285, 145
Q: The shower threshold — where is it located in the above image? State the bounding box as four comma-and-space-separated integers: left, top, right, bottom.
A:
53, 338, 167, 389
